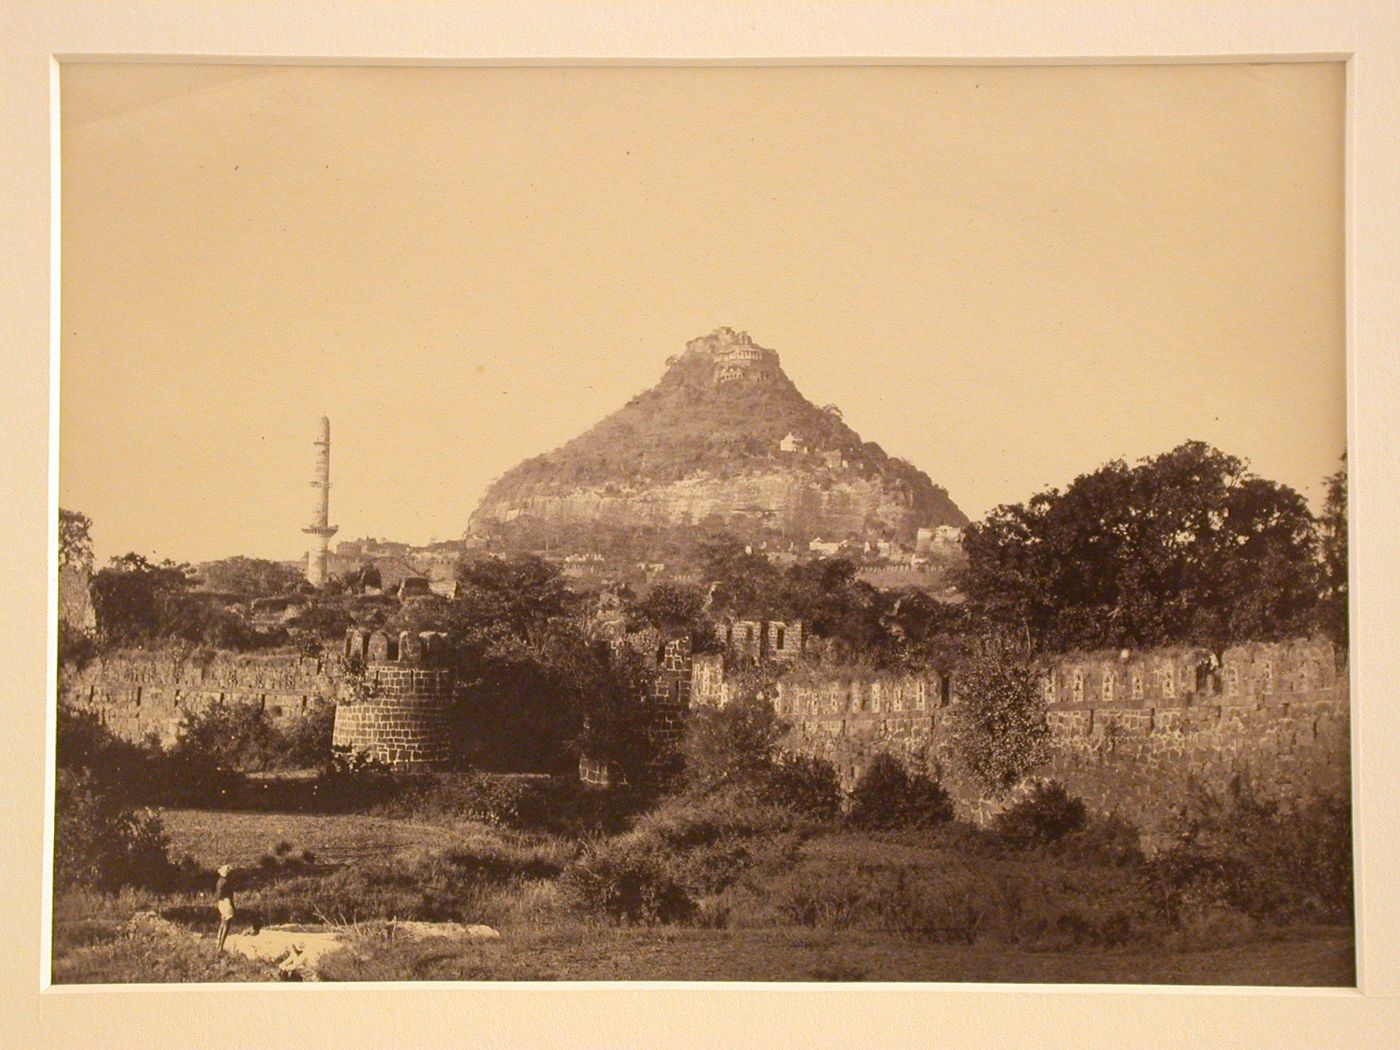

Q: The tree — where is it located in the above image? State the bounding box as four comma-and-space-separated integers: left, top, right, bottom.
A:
383, 561, 664, 776
572, 641, 669, 784
960, 442, 1320, 650
630, 582, 719, 654
880, 589, 965, 669
949, 635, 1049, 794
454, 554, 576, 644
698, 535, 785, 617
1317, 454, 1348, 647
58, 508, 94, 573
88, 552, 274, 650
196, 555, 305, 598
89, 553, 198, 644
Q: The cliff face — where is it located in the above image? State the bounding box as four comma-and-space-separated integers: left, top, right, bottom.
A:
468, 328, 966, 546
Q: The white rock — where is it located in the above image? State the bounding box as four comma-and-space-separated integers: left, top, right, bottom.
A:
223, 928, 347, 971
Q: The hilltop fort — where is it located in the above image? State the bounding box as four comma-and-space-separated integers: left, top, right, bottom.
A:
466, 327, 966, 553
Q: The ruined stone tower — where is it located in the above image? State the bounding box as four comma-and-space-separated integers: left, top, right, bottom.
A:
302, 415, 338, 587
332, 628, 455, 772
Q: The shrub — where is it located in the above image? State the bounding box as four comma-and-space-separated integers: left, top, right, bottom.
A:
991, 781, 1088, 850
376, 772, 570, 829
279, 700, 337, 769
681, 690, 782, 798
680, 677, 841, 821
317, 749, 402, 810
171, 698, 336, 774
765, 752, 842, 822
560, 791, 805, 924
949, 636, 1049, 792
559, 837, 696, 924
56, 702, 238, 808
846, 754, 954, 830
53, 768, 176, 891
172, 700, 283, 771
1145, 781, 1353, 925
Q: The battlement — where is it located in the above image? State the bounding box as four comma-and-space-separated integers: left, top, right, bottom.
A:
1040, 639, 1343, 709
685, 636, 1349, 833
715, 618, 806, 662
343, 627, 451, 667
335, 628, 455, 772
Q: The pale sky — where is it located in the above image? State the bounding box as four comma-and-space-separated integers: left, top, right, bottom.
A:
59, 62, 1345, 565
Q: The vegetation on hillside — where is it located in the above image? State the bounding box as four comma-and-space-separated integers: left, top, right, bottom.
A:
469, 335, 966, 544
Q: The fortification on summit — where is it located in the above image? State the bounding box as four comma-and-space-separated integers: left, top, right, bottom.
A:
686, 327, 781, 386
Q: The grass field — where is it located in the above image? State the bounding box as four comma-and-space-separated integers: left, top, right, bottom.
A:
52, 801, 1355, 987
159, 808, 459, 868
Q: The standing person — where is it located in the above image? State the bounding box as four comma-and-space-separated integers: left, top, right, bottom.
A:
214, 864, 236, 953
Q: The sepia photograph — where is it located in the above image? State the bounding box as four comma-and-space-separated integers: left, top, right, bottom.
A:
51, 58, 1352, 990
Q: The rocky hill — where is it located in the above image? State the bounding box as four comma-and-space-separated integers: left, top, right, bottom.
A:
467, 328, 966, 550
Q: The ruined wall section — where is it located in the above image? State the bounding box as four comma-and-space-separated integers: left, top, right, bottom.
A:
691, 652, 730, 709
649, 636, 692, 754
769, 639, 1348, 832
60, 648, 340, 746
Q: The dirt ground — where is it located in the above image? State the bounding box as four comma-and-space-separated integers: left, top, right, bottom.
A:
328, 923, 1355, 985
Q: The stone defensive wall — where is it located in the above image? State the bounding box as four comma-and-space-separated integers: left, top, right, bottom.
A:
59, 648, 341, 746
1032, 641, 1348, 830
330, 629, 455, 772
696, 638, 1349, 833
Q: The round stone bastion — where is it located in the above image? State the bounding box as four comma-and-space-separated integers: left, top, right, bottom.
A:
331, 628, 455, 773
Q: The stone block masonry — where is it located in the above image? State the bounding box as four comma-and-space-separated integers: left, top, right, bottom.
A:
700, 639, 1349, 835
60, 630, 459, 773
59, 625, 1348, 821
648, 636, 692, 756
331, 629, 455, 772
60, 648, 341, 747
1031, 640, 1348, 833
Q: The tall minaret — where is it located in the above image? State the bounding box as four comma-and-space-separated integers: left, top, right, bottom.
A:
302, 415, 338, 587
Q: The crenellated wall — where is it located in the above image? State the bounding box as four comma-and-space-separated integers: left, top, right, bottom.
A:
714, 618, 806, 663
60, 648, 340, 746
1033, 640, 1347, 831
60, 628, 1349, 823
699, 639, 1349, 833
331, 629, 456, 772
